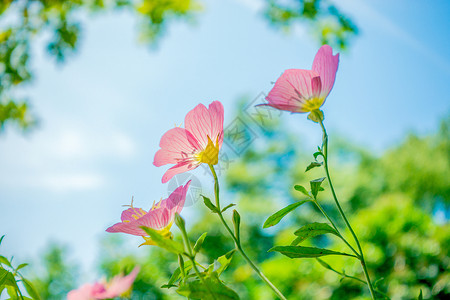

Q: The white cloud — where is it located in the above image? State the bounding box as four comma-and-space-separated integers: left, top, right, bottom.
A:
38, 173, 105, 192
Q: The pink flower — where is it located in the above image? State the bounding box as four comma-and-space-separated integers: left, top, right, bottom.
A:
263, 45, 339, 116
67, 266, 140, 300
106, 182, 190, 245
154, 101, 224, 183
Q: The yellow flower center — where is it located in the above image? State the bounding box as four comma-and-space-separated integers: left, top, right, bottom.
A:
302, 97, 325, 112
197, 135, 220, 165
139, 224, 173, 247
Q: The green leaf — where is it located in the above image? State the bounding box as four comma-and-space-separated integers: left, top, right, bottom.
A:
294, 185, 311, 198
263, 200, 310, 228
268, 246, 355, 259
315, 258, 333, 271
0, 235, 5, 245
221, 203, 236, 213
201, 196, 219, 213
214, 250, 236, 276
291, 222, 339, 245
305, 162, 323, 172
418, 289, 423, 300
141, 227, 184, 254
22, 278, 41, 300
0, 269, 19, 290
177, 273, 240, 300
0, 255, 12, 268
193, 233, 207, 254
310, 177, 326, 198
162, 260, 194, 289
174, 213, 186, 230
232, 210, 240, 241
313, 151, 323, 160
16, 263, 28, 271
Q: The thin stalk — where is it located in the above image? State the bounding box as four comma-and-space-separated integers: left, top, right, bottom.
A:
208, 164, 287, 300
312, 200, 360, 258
179, 221, 217, 300
318, 119, 376, 299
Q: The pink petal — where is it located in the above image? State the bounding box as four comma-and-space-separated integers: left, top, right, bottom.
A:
311, 76, 322, 99
106, 220, 146, 236
185, 103, 213, 149
164, 180, 191, 215
312, 45, 339, 99
96, 267, 140, 299
67, 284, 95, 300
266, 69, 321, 113
121, 207, 147, 222
208, 101, 224, 148
154, 128, 200, 167
138, 208, 170, 230
162, 161, 198, 183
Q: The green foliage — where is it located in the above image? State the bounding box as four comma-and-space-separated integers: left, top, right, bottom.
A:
269, 246, 354, 259
141, 227, 185, 254
263, 200, 311, 228
264, 0, 358, 50
291, 222, 338, 245
0, 235, 40, 299
310, 177, 326, 199
193, 232, 208, 254
0, 0, 200, 131
31, 243, 78, 300
177, 273, 240, 300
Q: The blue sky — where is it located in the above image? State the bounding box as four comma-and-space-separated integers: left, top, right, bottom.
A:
0, 0, 449, 279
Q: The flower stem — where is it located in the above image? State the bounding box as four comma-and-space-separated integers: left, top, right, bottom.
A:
312, 199, 360, 258
318, 119, 376, 299
208, 165, 287, 300
178, 218, 217, 300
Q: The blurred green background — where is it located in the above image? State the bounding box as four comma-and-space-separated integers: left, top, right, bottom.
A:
1, 0, 449, 299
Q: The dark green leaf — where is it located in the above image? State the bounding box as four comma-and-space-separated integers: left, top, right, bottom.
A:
313, 151, 323, 160
0, 235, 4, 245
232, 210, 240, 241
263, 200, 310, 228
269, 246, 355, 259
221, 203, 236, 213
201, 196, 218, 213
22, 278, 41, 300
141, 227, 184, 254
291, 222, 339, 245
310, 177, 326, 198
418, 289, 423, 300
193, 233, 207, 254
177, 273, 239, 300
294, 185, 311, 198
306, 162, 323, 172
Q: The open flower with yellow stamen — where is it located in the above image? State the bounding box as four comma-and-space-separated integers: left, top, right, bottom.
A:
261, 45, 339, 122
106, 181, 190, 246
153, 101, 224, 183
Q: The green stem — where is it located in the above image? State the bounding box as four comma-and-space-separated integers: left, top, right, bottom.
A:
318, 119, 376, 299
208, 164, 287, 300
179, 220, 217, 300
312, 200, 360, 258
